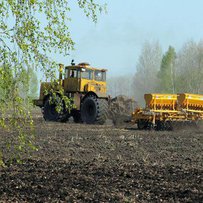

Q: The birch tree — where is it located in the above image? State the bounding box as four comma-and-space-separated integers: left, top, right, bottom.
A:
175, 40, 203, 93
132, 41, 162, 105
0, 0, 106, 166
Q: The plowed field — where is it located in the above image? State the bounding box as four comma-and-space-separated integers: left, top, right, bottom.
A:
0, 116, 202, 202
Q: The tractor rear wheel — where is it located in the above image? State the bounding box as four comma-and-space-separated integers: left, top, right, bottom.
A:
81, 95, 108, 124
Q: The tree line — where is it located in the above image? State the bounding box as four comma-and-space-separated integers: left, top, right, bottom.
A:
0, 66, 38, 103
108, 40, 203, 105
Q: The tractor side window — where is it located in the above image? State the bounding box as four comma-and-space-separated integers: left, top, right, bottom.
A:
65, 68, 69, 79
95, 71, 106, 81
81, 69, 93, 80
69, 69, 78, 78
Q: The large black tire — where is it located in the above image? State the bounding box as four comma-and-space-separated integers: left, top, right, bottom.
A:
137, 119, 153, 130
72, 110, 82, 123
81, 95, 108, 124
156, 121, 165, 131
155, 120, 173, 131
137, 119, 147, 130
43, 96, 69, 122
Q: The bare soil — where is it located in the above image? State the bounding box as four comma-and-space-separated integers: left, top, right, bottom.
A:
0, 115, 202, 202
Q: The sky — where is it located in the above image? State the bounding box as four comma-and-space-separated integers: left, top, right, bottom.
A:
52, 0, 203, 77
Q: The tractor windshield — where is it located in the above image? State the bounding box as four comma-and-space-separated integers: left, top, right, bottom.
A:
81, 69, 93, 80
94, 70, 106, 81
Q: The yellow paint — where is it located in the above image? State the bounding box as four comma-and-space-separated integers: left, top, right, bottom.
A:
80, 79, 106, 94
178, 93, 203, 112
64, 78, 80, 92
63, 63, 107, 96
36, 63, 107, 108
144, 93, 178, 111
132, 93, 203, 124
63, 78, 106, 95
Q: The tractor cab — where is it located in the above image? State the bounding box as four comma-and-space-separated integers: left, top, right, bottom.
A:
63, 63, 107, 97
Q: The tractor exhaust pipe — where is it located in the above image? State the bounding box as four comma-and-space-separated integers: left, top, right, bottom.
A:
59, 64, 64, 85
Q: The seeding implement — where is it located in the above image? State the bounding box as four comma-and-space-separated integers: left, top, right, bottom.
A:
131, 93, 203, 130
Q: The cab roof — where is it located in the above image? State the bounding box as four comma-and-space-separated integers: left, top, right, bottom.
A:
65, 62, 107, 72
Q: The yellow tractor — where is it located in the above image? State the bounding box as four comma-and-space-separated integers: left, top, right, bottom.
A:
34, 62, 109, 124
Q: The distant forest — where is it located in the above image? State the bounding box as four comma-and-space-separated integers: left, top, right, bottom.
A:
108, 40, 203, 105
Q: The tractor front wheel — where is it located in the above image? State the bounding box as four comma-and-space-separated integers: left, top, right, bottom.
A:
43, 96, 69, 122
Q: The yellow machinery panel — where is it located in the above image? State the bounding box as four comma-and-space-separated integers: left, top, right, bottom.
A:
81, 79, 106, 95
63, 78, 80, 92
131, 93, 203, 129
144, 94, 178, 112
178, 93, 203, 113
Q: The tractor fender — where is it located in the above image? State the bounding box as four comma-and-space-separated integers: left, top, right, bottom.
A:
81, 91, 108, 103
81, 92, 98, 103
43, 92, 61, 106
